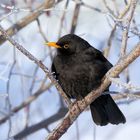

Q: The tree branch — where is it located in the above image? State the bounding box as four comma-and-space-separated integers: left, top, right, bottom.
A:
120, 0, 138, 57
70, 0, 81, 34
0, 0, 55, 45
5, 90, 139, 139
13, 107, 68, 139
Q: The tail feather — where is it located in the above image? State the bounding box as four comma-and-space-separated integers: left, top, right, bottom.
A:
90, 94, 126, 126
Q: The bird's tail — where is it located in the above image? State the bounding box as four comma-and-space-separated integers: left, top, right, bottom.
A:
90, 94, 126, 126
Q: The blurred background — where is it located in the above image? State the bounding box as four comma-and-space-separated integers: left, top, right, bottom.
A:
0, 0, 140, 140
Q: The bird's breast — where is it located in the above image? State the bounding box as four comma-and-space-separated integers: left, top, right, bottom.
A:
53, 54, 105, 99
55, 63, 94, 98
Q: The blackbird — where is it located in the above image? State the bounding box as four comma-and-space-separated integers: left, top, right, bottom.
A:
46, 34, 126, 126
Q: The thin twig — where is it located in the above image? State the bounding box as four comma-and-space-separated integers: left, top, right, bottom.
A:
120, 0, 137, 57
112, 91, 140, 100
103, 0, 117, 18
109, 77, 140, 90
0, 83, 52, 125
58, 0, 70, 38
70, 0, 81, 34
103, 0, 133, 58
6, 46, 16, 138
0, 0, 56, 45
13, 107, 68, 139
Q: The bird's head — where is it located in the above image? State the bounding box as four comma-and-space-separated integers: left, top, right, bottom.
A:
45, 34, 90, 55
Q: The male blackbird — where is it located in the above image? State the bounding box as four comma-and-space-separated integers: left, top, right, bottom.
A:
46, 34, 126, 126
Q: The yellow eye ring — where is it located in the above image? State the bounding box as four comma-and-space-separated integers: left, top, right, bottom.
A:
64, 44, 69, 49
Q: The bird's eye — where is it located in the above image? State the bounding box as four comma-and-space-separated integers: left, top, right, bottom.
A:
64, 44, 69, 49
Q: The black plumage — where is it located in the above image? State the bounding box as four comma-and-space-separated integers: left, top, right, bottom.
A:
48, 34, 126, 126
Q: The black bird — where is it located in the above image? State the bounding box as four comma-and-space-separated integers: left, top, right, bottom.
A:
46, 34, 126, 126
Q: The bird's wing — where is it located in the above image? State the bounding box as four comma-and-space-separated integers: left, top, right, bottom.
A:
95, 49, 112, 69
86, 47, 113, 70
83, 47, 113, 92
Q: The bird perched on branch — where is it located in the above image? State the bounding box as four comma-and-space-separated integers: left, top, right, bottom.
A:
45, 34, 126, 126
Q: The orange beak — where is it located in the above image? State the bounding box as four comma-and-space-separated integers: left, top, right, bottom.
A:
45, 42, 61, 48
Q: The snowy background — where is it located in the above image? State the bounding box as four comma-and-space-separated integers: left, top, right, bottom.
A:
0, 0, 140, 140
